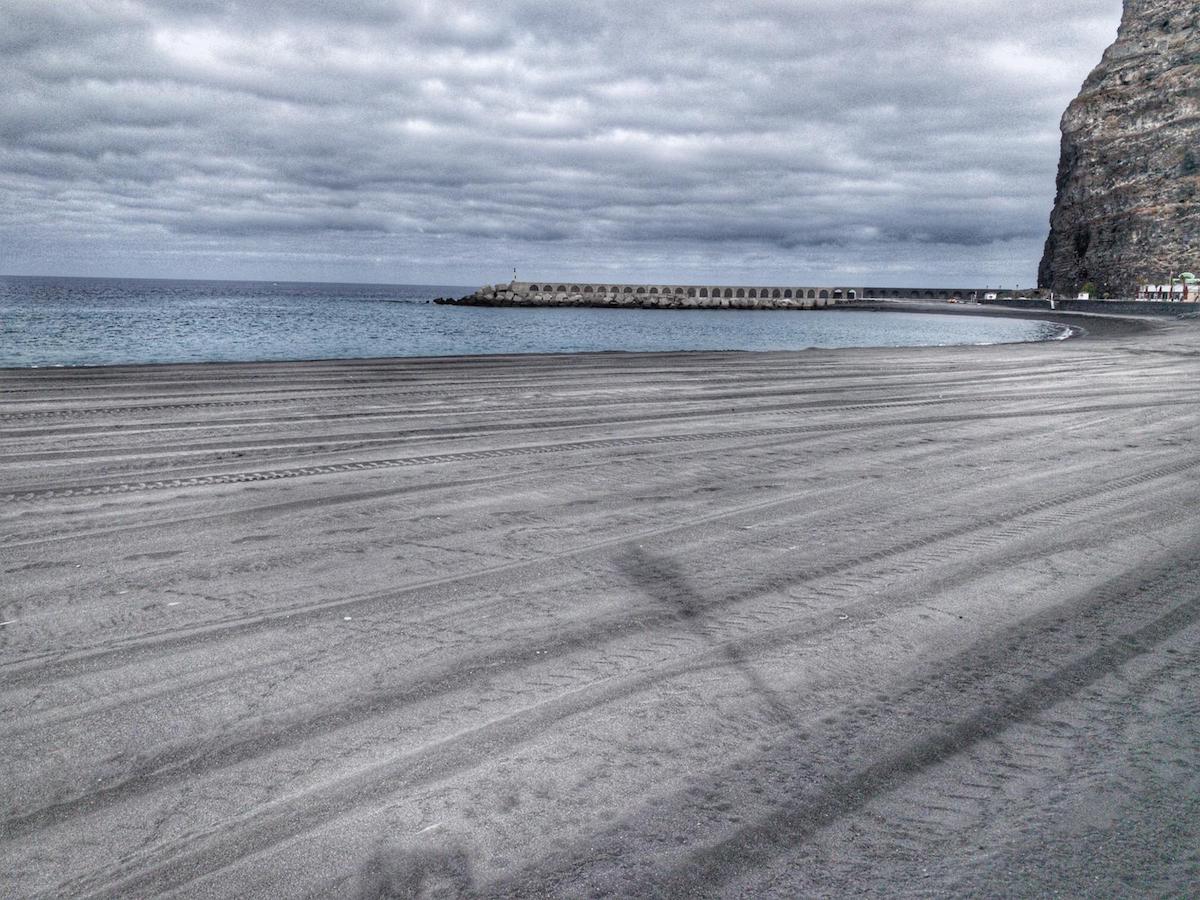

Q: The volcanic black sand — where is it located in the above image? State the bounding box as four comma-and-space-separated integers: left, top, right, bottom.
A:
2, 310, 1198, 898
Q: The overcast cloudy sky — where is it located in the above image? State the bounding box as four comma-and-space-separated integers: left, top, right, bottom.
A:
1, 0, 1123, 287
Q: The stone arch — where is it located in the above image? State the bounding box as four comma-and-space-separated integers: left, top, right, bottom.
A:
833, 290, 843, 299
747, 289, 757, 298
924, 291, 934, 299
583, 285, 593, 293
623, 286, 633, 294
736, 289, 745, 298
675, 287, 684, 295
783, 289, 792, 299
848, 290, 857, 300
724, 289, 733, 298
636, 287, 646, 294
649, 287, 658, 294
570, 285, 580, 293
772, 289, 781, 298
556, 285, 566, 292
807, 290, 816, 299
699, 288, 708, 298
528, 285, 540, 292
819, 290, 830, 299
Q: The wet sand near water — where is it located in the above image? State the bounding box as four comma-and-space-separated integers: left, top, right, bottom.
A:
2, 310, 1198, 897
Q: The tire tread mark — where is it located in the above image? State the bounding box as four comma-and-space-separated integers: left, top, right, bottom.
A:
0, 400, 1181, 504
46, 545, 1200, 900
4, 455, 1197, 839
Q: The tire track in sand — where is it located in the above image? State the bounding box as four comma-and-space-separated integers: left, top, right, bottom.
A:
0, 399, 1182, 504
5, 452, 1197, 845
44, 537, 1200, 900
485, 542, 1200, 897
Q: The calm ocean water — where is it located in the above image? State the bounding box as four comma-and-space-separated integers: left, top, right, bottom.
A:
0, 276, 1068, 367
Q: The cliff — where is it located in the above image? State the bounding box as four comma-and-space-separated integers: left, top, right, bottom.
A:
1038, 0, 1199, 297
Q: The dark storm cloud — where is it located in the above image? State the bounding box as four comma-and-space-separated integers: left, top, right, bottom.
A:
0, 0, 1123, 283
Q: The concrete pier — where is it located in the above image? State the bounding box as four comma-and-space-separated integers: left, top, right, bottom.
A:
439, 281, 1024, 310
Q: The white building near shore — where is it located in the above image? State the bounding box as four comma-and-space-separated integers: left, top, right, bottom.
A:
1138, 274, 1197, 301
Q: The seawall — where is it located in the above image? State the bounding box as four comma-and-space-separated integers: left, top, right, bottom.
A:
980, 297, 1200, 317
437, 281, 1200, 316
437, 281, 1022, 311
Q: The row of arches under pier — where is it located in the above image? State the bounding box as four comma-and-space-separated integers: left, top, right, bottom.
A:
519, 284, 858, 300
861, 288, 986, 300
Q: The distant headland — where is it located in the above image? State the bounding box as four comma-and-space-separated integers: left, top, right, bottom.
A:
1039, 0, 1197, 298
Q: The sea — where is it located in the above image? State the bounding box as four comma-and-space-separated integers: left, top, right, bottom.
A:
0, 276, 1070, 368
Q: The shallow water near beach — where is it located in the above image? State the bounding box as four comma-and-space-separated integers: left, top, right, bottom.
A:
1, 276, 1068, 367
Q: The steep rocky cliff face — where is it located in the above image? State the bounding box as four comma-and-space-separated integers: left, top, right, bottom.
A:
1039, 0, 1199, 297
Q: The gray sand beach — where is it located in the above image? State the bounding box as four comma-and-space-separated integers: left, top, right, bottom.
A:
2, 309, 1199, 897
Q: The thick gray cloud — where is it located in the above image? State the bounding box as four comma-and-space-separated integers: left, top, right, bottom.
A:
0, 0, 1122, 286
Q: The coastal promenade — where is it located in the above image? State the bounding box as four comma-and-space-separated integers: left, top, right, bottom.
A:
2, 309, 1199, 897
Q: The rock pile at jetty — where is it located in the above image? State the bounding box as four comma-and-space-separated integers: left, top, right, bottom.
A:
436, 285, 842, 310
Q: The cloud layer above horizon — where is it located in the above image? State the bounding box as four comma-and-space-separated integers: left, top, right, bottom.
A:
1, 0, 1122, 285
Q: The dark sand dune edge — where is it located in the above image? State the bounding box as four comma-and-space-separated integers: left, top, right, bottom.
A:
2, 316, 1198, 898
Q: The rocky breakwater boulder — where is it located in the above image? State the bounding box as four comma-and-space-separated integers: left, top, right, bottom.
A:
1039, 0, 1199, 298
434, 285, 527, 306
437, 285, 839, 310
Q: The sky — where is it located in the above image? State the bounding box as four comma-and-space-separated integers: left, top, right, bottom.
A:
0, 0, 1124, 287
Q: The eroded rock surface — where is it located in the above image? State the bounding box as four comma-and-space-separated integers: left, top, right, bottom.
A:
1039, 0, 1199, 297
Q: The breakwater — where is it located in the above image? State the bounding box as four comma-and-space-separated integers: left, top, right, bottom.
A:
437, 281, 1021, 310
